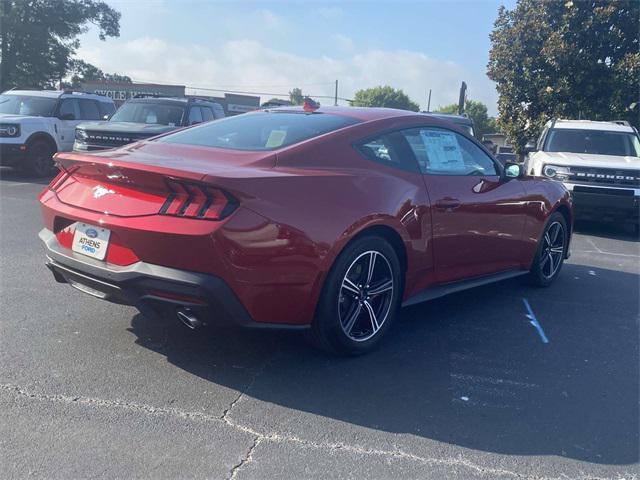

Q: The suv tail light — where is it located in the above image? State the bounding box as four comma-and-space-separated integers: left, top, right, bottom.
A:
159, 179, 238, 220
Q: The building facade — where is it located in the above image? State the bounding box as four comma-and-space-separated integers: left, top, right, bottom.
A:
80, 81, 260, 116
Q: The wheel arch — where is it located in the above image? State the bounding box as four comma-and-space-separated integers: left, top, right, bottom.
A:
25, 132, 58, 152
309, 219, 411, 321
552, 203, 572, 258
348, 224, 408, 277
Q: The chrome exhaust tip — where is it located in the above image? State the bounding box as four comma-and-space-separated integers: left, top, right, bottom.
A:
177, 309, 202, 330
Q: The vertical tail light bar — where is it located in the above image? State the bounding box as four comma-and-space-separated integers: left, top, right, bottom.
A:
159, 179, 238, 220
48, 169, 69, 192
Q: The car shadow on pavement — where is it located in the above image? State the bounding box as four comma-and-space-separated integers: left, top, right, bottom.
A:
0, 166, 56, 185
129, 262, 639, 466
574, 220, 640, 241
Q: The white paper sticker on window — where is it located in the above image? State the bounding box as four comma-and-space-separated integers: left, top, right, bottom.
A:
420, 130, 465, 172
266, 130, 287, 148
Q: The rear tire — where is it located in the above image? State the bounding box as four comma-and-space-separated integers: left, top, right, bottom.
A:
528, 212, 568, 287
310, 236, 402, 355
24, 140, 55, 177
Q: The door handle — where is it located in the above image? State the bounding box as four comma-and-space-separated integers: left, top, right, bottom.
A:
435, 197, 461, 210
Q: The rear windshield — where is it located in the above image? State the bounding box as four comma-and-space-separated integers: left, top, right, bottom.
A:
545, 129, 640, 157
110, 101, 185, 126
157, 112, 360, 151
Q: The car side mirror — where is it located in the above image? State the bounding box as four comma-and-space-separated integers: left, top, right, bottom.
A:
523, 140, 537, 154
503, 162, 523, 180
58, 113, 75, 120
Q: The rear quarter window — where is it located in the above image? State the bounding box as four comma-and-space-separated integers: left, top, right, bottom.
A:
157, 112, 360, 151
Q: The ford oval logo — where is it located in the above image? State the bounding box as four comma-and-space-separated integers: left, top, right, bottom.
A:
85, 228, 98, 239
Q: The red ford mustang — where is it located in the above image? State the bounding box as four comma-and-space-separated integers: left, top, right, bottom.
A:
39, 106, 572, 354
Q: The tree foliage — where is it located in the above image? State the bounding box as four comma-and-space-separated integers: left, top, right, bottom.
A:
436, 99, 498, 139
289, 87, 304, 105
487, 0, 639, 152
0, 0, 121, 91
350, 85, 420, 112
66, 59, 131, 88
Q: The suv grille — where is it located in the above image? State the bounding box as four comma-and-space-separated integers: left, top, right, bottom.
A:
84, 131, 145, 147
566, 167, 640, 188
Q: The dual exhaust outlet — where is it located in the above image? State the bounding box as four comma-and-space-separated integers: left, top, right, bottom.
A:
176, 308, 202, 330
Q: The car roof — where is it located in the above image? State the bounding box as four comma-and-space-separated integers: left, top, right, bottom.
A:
1, 89, 113, 102
127, 97, 189, 105
2, 89, 62, 98
552, 119, 634, 133
260, 105, 424, 121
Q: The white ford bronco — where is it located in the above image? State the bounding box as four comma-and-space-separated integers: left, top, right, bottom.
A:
0, 90, 115, 176
526, 119, 640, 231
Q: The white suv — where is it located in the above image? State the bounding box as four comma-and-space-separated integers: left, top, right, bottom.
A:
526, 119, 640, 230
0, 90, 115, 176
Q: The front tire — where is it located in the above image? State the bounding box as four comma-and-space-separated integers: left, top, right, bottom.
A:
528, 212, 568, 287
311, 236, 402, 355
24, 140, 55, 177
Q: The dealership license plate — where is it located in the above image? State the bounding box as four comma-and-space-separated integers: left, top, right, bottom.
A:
72, 223, 111, 260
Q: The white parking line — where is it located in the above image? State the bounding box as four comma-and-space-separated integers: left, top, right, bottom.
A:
522, 298, 549, 344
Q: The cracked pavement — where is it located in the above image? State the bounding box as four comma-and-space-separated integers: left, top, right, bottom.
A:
1, 170, 638, 479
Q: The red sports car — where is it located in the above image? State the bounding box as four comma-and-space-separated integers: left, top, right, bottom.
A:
39, 106, 572, 354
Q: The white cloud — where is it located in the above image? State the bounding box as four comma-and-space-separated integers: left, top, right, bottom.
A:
332, 33, 355, 53
315, 6, 344, 20
257, 9, 284, 29
77, 37, 497, 113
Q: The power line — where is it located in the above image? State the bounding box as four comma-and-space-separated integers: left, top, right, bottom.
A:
131, 78, 353, 103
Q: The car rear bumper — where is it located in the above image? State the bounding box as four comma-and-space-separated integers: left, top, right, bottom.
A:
0, 143, 26, 166
564, 183, 640, 224
39, 228, 308, 330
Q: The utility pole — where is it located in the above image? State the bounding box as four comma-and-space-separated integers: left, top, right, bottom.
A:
458, 81, 467, 115
427, 89, 432, 112
334, 80, 338, 106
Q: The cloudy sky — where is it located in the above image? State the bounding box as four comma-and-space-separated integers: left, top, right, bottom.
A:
77, 0, 516, 115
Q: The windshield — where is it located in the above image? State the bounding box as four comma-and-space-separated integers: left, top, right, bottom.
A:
0, 94, 57, 116
545, 129, 640, 157
158, 111, 360, 151
110, 102, 185, 126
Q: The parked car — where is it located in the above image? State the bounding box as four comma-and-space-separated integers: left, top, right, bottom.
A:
496, 145, 514, 154
39, 106, 572, 355
526, 119, 640, 231
0, 90, 115, 176
74, 96, 225, 152
423, 112, 475, 137
495, 152, 518, 165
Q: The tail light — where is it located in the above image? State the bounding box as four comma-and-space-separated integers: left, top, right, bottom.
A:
159, 179, 238, 220
48, 169, 69, 192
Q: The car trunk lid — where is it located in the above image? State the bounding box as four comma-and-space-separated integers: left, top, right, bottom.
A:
52, 142, 276, 218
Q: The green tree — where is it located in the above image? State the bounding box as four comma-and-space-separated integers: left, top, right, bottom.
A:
350, 85, 420, 112
0, 0, 121, 91
487, 0, 639, 153
436, 99, 498, 139
289, 87, 304, 105
66, 59, 131, 88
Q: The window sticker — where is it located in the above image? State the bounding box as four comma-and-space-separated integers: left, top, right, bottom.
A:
265, 130, 287, 148
265, 129, 287, 148
420, 130, 465, 172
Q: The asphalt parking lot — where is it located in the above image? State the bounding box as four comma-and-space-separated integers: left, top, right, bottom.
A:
1, 168, 638, 480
